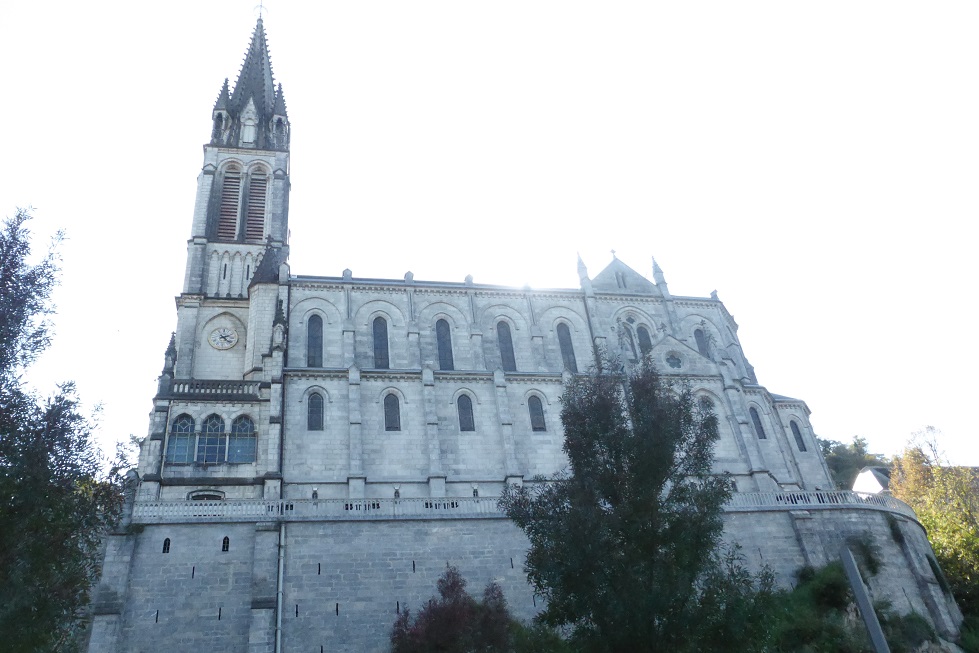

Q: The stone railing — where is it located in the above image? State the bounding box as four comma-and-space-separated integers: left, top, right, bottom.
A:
168, 380, 262, 400
130, 491, 917, 525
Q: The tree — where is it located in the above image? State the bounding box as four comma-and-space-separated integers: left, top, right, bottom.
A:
500, 356, 775, 653
0, 209, 125, 652
819, 436, 890, 490
890, 429, 979, 621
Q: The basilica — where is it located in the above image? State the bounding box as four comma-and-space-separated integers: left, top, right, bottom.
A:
87, 19, 961, 652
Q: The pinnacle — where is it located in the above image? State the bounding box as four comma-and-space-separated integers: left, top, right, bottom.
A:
230, 17, 276, 115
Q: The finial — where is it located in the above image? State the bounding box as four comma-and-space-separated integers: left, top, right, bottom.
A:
254, 1, 268, 21
611, 249, 617, 259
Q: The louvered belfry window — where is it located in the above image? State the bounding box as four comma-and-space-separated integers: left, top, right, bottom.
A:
217, 166, 242, 241
244, 172, 268, 243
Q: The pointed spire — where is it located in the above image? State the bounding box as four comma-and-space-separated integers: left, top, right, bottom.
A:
231, 17, 276, 116
652, 257, 670, 297
273, 83, 288, 117
213, 78, 230, 111
577, 253, 588, 280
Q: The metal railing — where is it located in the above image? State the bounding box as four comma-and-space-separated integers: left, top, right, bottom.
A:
130, 491, 917, 524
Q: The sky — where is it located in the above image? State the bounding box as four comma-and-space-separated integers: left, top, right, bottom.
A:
1, 2, 977, 465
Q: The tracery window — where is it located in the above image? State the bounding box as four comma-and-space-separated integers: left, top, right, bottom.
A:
228, 416, 256, 463
694, 329, 710, 359
458, 395, 475, 432
373, 317, 390, 369
308, 392, 324, 431
198, 414, 227, 463
529, 396, 546, 432
790, 421, 807, 452
556, 323, 578, 373
497, 322, 516, 372
165, 414, 195, 464
637, 326, 653, 356
749, 407, 767, 440
436, 319, 454, 371
307, 315, 323, 367
384, 394, 401, 431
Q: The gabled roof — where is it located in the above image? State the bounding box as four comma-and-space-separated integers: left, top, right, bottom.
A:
230, 17, 276, 116
591, 256, 660, 295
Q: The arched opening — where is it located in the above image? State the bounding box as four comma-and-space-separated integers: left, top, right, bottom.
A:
749, 407, 767, 440
497, 322, 516, 372
307, 315, 323, 367
165, 414, 195, 464
216, 165, 241, 241
436, 319, 454, 371
198, 414, 226, 463
529, 396, 546, 432
694, 329, 710, 359
458, 395, 475, 432
308, 392, 324, 431
221, 536, 230, 552
384, 394, 401, 431
637, 326, 653, 356
790, 421, 807, 452
244, 171, 268, 243
162, 538, 171, 554
228, 416, 256, 463
373, 317, 389, 369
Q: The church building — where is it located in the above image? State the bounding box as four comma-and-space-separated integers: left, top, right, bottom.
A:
87, 19, 961, 652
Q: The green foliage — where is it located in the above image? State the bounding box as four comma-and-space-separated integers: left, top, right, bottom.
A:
846, 534, 882, 576
958, 615, 979, 653
0, 209, 124, 651
818, 436, 889, 491
886, 514, 906, 547
500, 356, 775, 652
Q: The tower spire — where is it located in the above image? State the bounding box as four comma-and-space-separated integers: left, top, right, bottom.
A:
231, 17, 276, 116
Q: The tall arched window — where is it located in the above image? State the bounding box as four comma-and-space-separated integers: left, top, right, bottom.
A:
162, 538, 171, 554
307, 315, 323, 367
790, 421, 807, 452
308, 392, 324, 431
436, 319, 454, 371
228, 416, 256, 463
165, 414, 195, 464
497, 322, 516, 372
529, 396, 546, 432
458, 395, 475, 432
556, 323, 578, 373
221, 536, 230, 552
694, 329, 710, 358
244, 171, 268, 243
384, 394, 400, 431
749, 407, 767, 440
637, 326, 653, 356
216, 165, 242, 241
373, 317, 389, 369
198, 414, 227, 463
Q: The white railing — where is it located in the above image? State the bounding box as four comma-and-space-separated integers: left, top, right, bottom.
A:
131, 491, 917, 524
169, 380, 262, 398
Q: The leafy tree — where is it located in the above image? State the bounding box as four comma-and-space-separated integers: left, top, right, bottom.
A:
0, 208, 125, 652
500, 356, 775, 653
819, 436, 890, 490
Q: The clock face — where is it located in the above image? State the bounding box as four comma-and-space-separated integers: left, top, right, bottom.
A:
208, 327, 239, 350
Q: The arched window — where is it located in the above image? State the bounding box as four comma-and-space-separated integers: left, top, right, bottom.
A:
749, 407, 767, 440
790, 421, 807, 452
556, 323, 578, 373
497, 322, 516, 372
162, 538, 171, 554
529, 396, 546, 432
198, 414, 227, 463
221, 536, 230, 552
622, 329, 637, 360
307, 315, 323, 367
694, 329, 710, 359
165, 414, 195, 464
244, 171, 268, 243
698, 396, 715, 413
436, 319, 454, 371
308, 392, 324, 431
216, 165, 242, 241
458, 395, 475, 432
637, 326, 653, 355
373, 317, 389, 369
228, 416, 256, 463
384, 394, 401, 431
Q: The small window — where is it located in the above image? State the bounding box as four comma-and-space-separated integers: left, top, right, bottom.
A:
221, 536, 230, 552
529, 396, 546, 432
497, 322, 516, 372
749, 407, 766, 440
162, 538, 171, 554
694, 329, 710, 359
458, 395, 475, 432
198, 414, 226, 463
165, 414, 195, 464
790, 421, 807, 452
384, 394, 401, 431
228, 416, 256, 463
308, 392, 324, 431
373, 317, 389, 369
307, 315, 323, 367
556, 323, 578, 373
436, 319, 454, 371
637, 326, 653, 356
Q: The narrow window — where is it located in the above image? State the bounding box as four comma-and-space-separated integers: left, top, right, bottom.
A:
694, 329, 710, 358
749, 407, 766, 440
216, 166, 241, 241
228, 416, 256, 463
529, 396, 546, 432
637, 326, 653, 355
307, 315, 323, 367
791, 421, 807, 452
457, 395, 475, 432
198, 414, 227, 463
436, 319, 454, 371
497, 322, 516, 372
373, 317, 389, 369
222, 536, 230, 552
165, 414, 195, 464
384, 394, 400, 431
163, 538, 171, 554
308, 392, 324, 431
244, 172, 268, 243
556, 323, 578, 373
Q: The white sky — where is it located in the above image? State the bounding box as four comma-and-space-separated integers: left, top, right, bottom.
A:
2, 2, 977, 465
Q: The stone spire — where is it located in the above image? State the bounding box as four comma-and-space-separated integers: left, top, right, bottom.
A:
230, 17, 276, 116
273, 83, 288, 118
213, 78, 230, 111
652, 256, 669, 296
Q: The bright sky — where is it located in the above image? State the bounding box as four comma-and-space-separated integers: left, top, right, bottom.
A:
2, 2, 977, 465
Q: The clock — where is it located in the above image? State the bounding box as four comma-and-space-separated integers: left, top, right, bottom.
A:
208, 327, 239, 350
